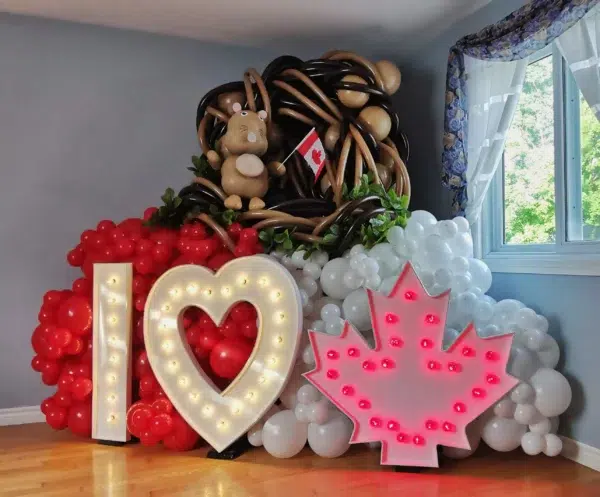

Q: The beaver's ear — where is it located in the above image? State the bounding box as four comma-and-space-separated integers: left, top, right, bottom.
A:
232, 102, 242, 114
258, 110, 267, 121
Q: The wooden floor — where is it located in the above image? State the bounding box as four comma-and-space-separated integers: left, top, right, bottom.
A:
0, 424, 598, 497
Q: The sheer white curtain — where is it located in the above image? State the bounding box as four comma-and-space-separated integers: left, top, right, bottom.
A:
464, 56, 528, 223
557, 5, 600, 120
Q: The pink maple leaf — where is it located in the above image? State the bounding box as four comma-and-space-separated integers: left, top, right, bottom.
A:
304, 263, 518, 467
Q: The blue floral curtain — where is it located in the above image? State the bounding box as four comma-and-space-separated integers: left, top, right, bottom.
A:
443, 0, 599, 215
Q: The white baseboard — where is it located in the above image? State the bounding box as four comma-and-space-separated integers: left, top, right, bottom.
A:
561, 436, 600, 472
0, 406, 44, 426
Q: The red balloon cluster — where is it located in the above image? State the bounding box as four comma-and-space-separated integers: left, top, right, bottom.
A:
32, 208, 262, 449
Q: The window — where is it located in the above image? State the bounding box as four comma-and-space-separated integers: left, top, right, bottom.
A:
482, 43, 600, 275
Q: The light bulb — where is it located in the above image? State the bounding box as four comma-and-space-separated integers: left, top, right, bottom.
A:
108, 316, 118, 326
217, 419, 229, 431
106, 373, 117, 384
186, 283, 198, 295
270, 290, 282, 302
178, 376, 189, 388
274, 311, 286, 324
161, 341, 174, 354
107, 394, 117, 403
107, 414, 117, 423
108, 276, 119, 286
258, 277, 269, 288
258, 376, 266, 384
108, 354, 119, 365
108, 297, 117, 305
273, 336, 283, 346
268, 356, 278, 366
161, 303, 171, 312
221, 286, 231, 297
203, 405, 214, 417
167, 360, 179, 373
238, 275, 249, 287
245, 391, 256, 401
169, 288, 181, 298
189, 391, 201, 403
203, 288, 213, 297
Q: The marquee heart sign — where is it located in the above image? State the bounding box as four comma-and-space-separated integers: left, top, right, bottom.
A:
143, 256, 303, 451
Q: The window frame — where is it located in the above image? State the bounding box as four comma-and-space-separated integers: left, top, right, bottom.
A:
477, 43, 600, 276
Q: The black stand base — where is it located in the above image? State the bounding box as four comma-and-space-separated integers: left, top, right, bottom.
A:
98, 436, 138, 447
206, 437, 252, 461
393, 446, 444, 473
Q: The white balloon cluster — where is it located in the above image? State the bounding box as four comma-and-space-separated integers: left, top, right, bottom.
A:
258, 210, 572, 459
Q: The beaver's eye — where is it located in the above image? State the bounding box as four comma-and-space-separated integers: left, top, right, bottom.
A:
240, 111, 248, 116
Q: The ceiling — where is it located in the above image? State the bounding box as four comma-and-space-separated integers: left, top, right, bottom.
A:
0, 0, 490, 55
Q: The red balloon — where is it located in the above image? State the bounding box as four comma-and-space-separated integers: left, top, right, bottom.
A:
152, 244, 171, 264
72, 278, 92, 296
97, 219, 116, 233
209, 338, 253, 380
163, 414, 199, 451
71, 377, 93, 401
43, 343, 64, 360
136, 239, 154, 255
134, 255, 155, 275
109, 227, 126, 242
57, 373, 75, 392
140, 429, 162, 446
41, 360, 62, 385
80, 229, 96, 246
240, 319, 258, 339
65, 337, 84, 356
239, 228, 259, 246
54, 391, 72, 408
67, 402, 92, 437
49, 328, 72, 348
207, 251, 235, 271
31, 355, 45, 372
196, 325, 221, 355
56, 296, 92, 334
143, 207, 158, 221
134, 350, 152, 378
230, 302, 257, 323
74, 362, 91, 379
189, 224, 207, 240
150, 413, 174, 438
115, 238, 136, 259
46, 405, 68, 430
139, 374, 159, 399
127, 402, 154, 438
185, 325, 203, 346
220, 317, 242, 338
134, 294, 147, 312
38, 305, 55, 324
226, 222, 243, 241
43, 290, 64, 308
41, 396, 55, 415
67, 246, 85, 267
151, 398, 173, 415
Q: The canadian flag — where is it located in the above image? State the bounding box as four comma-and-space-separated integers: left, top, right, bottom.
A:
295, 128, 327, 183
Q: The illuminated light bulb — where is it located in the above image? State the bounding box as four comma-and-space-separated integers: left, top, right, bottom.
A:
462, 346, 475, 357
203, 287, 213, 297
453, 402, 467, 413
258, 277, 270, 288
274, 311, 286, 324
341, 385, 355, 396
425, 314, 439, 324
385, 312, 399, 324
108, 354, 119, 365
270, 290, 282, 302
420, 338, 433, 349
108, 316, 118, 326
167, 360, 180, 374
387, 420, 399, 431
108, 276, 119, 286
106, 373, 117, 384
472, 387, 486, 399
396, 433, 409, 443
358, 399, 371, 409
107, 394, 117, 403
381, 358, 395, 369
425, 420, 438, 430
108, 297, 117, 305
427, 360, 441, 371
413, 435, 426, 446
362, 360, 376, 371
186, 283, 199, 295
231, 404, 242, 415
404, 291, 416, 301
258, 376, 266, 384
238, 275, 249, 287
447, 361, 462, 373
443, 421, 456, 432
485, 351, 499, 361
389, 337, 404, 348
347, 347, 360, 357
273, 336, 284, 346
107, 414, 117, 423
203, 405, 214, 417
108, 335, 118, 346
221, 286, 231, 297
161, 340, 174, 354
369, 417, 382, 428
189, 391, 201, 403
326, 369, 339, 379
178, 376, 189, 388
217, 419, 229, 431
486, 373, 500, 384
268, 356, 278, 367
161, 303, 172, 312
168, 287, 181, 298
326, 350, 339, 360
245, 391, 256, 401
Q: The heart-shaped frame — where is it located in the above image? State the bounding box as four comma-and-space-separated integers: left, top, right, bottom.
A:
144, 255, 302, 451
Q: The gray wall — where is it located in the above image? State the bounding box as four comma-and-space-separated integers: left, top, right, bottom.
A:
401, 0, 600, 449
0, 14, 293, 409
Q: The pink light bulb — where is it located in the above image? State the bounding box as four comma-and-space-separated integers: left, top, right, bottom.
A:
326, 369, 339, 379
427, 360, 441, 371
358, 399, 371, 409
404, 291, 416, 301
486, 373, 500, 384
420, 338, 433, 349
381, 358, 395, 369
472, 388, 486, 398
443, 421, 456, 432
326, 349, 339, 360
385, 312, 399, 324
453, 402, 467, 413
362, 360, 376, 371
425, 419, 438, 430
389, 336, 404, 348
462, 346, 475, 357
413, 435, 425, 446
347, 347, 360, 358
396, 432, 409, 443
447, 361, 462, 373
341, 385, 355, 396
387, 420, 399, 431
425, 314, 439, 324
369, 417, 382, 428
485, 351, 499, 361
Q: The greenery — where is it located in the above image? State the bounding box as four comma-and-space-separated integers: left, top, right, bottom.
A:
504, 55, 600, 244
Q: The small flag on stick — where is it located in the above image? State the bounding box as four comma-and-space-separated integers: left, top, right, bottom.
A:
283, 128, 327, 183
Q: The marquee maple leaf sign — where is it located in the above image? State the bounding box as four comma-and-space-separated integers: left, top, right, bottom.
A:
305, 263, 518, 467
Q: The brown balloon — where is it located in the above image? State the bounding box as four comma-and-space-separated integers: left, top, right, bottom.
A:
336, 75, 370, 108
218, 92, 246, 116
324, 124, 341, 152
358, 106, 392, 142
375, 60, 402, 95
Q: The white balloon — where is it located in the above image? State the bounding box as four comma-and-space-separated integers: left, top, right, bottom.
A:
368, 243, 402, 277
411, 210, 437, 227
309, 320, 326, 332
450, 256, 470, 274
457, 292, 478, 314
299, 276, 318, 298
303, 262, 322, 280
343, 270, 364, 290
437, 220, 459, 239
535, 315, 549, 333
307, 415, 353, 458
482, 416, 527, 452
320, 258, 353, 299
474, 300, 494, 322
262, 410, 308, 458
468, 258, 492, 293
530, 368, 572, 417
510, 383, 535, 404
349, 244, 366, 256
543, 433, 563, 456
308, 399, 331, 425
443, 327, 461, 348
529, 417, 551, 435
279, 366, 308, 409
517, 308, 539, 329
405, 220, 425, 240
320, 303, 341, 322
494, 398, 517, 418
297, 384, 322, 405
379, 275, 398, 296
247, 424, 264, 447
395, 238, 417, 257
537, 335, 560, 369
453, 216, 470, 233
294, 402, 311, 422
523, 328, 548, 352
495, 299, 525, 316
291, 250, 308, 268
349, 253, 367, 271
514, 403, 542, 425
417, 271, 434, 289
386, 226, 405, 247
325, 317, 344, 336
434, 268, 452, 289
310, 250, 329, 267
451, 273, 472, 293
508, 342, 542, 380
314, 297, 343, 319
302, 345, 315, 366
480, 324, 501, 338
364, 273, 382, 290
521, 432, 545, 455
449, 232, 473, 257
359, 258, 380, 277
342, 289, 372, 332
